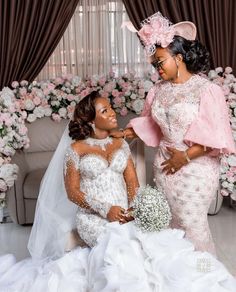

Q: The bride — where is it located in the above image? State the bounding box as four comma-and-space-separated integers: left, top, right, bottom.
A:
0, 91, 235, 292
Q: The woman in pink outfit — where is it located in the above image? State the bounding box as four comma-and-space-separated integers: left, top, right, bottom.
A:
113, 12, 236, 255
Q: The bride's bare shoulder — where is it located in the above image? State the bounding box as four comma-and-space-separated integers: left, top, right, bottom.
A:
70, 140, 87, 155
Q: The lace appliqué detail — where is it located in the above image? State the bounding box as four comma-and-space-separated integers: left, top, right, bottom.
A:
151, 75, 210, 146
64, 146, 80, 176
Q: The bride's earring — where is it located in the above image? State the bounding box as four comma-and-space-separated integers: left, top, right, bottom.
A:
90, 123, 96, 133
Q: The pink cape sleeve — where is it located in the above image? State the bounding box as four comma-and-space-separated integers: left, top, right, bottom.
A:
127, 86, 163, 147
184, 83, 236, 156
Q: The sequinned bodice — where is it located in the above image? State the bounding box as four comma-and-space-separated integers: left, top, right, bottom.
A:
79, 147, 129, 209
151, 75, 209, 148
64, 140, 131, 246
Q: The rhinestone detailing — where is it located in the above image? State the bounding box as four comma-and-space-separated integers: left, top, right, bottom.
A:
84, 137, 113, 151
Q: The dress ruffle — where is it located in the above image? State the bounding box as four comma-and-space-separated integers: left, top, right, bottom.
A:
0, 223, 235, 292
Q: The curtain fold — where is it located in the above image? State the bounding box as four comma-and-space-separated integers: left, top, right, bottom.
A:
0, 0, 79, 89
122, 0, 236, 72
37, 0, 150, 80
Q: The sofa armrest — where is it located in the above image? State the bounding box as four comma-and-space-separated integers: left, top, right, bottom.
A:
7, 151, 30, 224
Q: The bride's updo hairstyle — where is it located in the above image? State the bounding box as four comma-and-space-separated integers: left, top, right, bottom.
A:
166, 36, 210, 73
69, 91, 100, 140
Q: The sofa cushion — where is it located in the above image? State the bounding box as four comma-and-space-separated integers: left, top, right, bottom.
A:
24, 169, 46, 199
25, 117, 68, 153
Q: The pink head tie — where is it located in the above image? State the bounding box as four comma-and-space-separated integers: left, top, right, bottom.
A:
122, 12, 197, 56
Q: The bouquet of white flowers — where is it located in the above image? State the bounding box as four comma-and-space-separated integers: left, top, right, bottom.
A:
132, 185, 171, 232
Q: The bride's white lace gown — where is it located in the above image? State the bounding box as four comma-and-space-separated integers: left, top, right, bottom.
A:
0, 139, 235, 292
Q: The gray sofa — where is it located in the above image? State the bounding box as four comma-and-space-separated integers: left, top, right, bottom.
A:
7, 117, 68, 224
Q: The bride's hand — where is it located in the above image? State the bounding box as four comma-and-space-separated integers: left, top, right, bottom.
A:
121, 207, 134, 223
107, 206, 125, 222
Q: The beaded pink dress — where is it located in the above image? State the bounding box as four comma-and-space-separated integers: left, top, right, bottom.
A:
129, 75, 236, 254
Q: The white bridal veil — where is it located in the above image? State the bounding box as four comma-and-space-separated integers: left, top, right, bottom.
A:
28, 125, 77, 261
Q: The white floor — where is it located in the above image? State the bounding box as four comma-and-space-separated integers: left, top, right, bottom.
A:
0, 203, 236, 276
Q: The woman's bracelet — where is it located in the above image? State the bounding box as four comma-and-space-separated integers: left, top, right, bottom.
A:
184, 150, 191, 163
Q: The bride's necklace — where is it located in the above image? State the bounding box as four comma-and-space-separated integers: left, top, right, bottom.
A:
85, 136, 113, 151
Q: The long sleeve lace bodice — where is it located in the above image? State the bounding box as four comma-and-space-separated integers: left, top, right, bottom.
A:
64, 138, 139, 246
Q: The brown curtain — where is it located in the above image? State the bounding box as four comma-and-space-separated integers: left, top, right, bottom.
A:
0, 0, 79, 89
122, 0, 236, 73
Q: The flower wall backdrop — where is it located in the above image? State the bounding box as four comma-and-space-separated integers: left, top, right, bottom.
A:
0, 68, 236, 207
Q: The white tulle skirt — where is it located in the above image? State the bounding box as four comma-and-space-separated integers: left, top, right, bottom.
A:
0, 222, 235, 292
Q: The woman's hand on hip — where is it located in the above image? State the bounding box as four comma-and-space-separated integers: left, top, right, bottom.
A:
161, 147, 188, 175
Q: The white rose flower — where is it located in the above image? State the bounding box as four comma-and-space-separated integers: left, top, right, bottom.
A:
44, 107, 52, 117
208, 70, 218, 79
27, 113, 37, 123
227, 155, 236, 166
215, 67, 223, 73
51, 100, 60, 107
143, 80, 153, 92
130, 93, 137, 100
72, 76, 81, 87
0, 190, 6, 198
34, 89, 44, 99
222, 181, 229, 188
2, 145, 15, 157
124, 91, 131, 97
25, 99, 35, 111
0, 164, 14, 178
0, 87, 15, 107
228, 176, 235, 183
227, 183, 234, 192
4, 176, 16, 187
132, 99, 145, 114
58, 107, 67, 118
33, 106, 45, 118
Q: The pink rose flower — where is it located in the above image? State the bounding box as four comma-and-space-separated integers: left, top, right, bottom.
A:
120, 107, 128, 116
222, 85, 230, 96
226, 170, 235, 178
33, 96, 41, 106
18, 125, 28, 136
43, 88, 50, 95
224, 67, 233, 74
54, 77, 63, 85
11, 81, 19, 88
19, 87, 27, 96
99, 77, 106, 86
220, 189, 229, 196
67, 94, 75, 101
113, 96, 122, 106
112, 89, 120, 98
52, 113, 61, 122
150, 72, 160, 82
